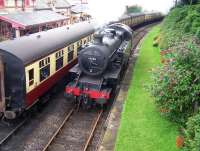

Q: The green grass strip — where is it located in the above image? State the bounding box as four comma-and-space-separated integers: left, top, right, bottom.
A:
115, 26, 179, 151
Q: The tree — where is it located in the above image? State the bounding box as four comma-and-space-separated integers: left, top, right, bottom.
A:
179, 0, 199, 5
126, 5, 142, 14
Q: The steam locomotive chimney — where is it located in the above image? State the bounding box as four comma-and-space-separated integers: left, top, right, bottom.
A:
94, 33, 103, 44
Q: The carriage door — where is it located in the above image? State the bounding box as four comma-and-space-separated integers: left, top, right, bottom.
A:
27, 68, 35, 92
0, 57, 5, 112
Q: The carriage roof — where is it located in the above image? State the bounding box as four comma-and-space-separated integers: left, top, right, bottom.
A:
0, 21, 96, 65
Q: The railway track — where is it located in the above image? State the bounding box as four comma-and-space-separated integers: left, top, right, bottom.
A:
0, 23, 159, 151
0, 119, 27, 147
41, 106, 103, 151
41, 108, 75, 151
33, 23, 157, 151
92, 23, 158, 151
82, 110, 103, 151
0, 93, 75, 151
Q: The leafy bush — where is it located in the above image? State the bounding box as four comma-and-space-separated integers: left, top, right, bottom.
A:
195, 28, 200, 39
152, 3, 200, 150
159, 4, 200, 49
151, 37, 200, 124
127, 5, 142, 13
179, 0, 200, 5
183, 113, 200, 151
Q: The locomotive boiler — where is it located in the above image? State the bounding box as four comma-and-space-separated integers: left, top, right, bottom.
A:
78, 24, 132, 76
65, 23, 133, 108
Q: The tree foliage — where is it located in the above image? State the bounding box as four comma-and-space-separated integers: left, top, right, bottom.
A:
126, 5, 142, 14
151, 37, 200, 124
183, 113, 200, 151
179, 0, 200, 5
151, 3, 200, 150
159, 5, 200, 49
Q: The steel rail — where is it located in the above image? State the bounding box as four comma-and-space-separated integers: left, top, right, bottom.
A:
83, 109, 103, 151
41, 108, 75, 151
94, 23, 156, 151
0, 119, 27, 146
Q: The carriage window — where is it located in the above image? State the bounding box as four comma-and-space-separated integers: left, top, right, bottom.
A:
68, 45, 74, 52
39, 57, 50, 68
55, 50, 64, 71
77, 41, 83, 53
39, 57, 50, 82
56, 57, 64, 70
40, 65, 50, 82
68, 50, 74, 63
45, 59, 48, 64
77, 41, 80, 48
28, 69, 34, 86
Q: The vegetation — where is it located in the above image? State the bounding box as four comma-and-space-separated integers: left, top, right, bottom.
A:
177, 0, 200, 5
150, 3, 200, 151
126, 5, 142, 14
183, 113, 200, 151
159, 5, 200, 49
151, 37, 200, 124
115, 26, 178, 151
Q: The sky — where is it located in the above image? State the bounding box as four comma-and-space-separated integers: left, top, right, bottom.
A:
87, 0, 175, 24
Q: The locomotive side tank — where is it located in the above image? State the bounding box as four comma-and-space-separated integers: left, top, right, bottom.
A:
78, 23, 132, 76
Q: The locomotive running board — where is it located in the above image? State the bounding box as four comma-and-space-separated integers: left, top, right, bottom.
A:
0, 56, 5, 113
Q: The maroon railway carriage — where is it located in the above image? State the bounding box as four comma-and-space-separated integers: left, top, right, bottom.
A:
0, 21, 95, 119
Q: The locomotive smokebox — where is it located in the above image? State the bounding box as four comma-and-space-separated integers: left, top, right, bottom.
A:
78, 45, 110, 76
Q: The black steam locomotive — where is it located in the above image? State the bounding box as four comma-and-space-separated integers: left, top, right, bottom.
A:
65, 23, 133, 108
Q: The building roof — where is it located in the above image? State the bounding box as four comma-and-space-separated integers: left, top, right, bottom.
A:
71, 3, 89, 14
68, 0, 88, 6
35, 0, 71, 10
0, 10, 68, 29
35, 0, 50, 10
0, 21, 96, 65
